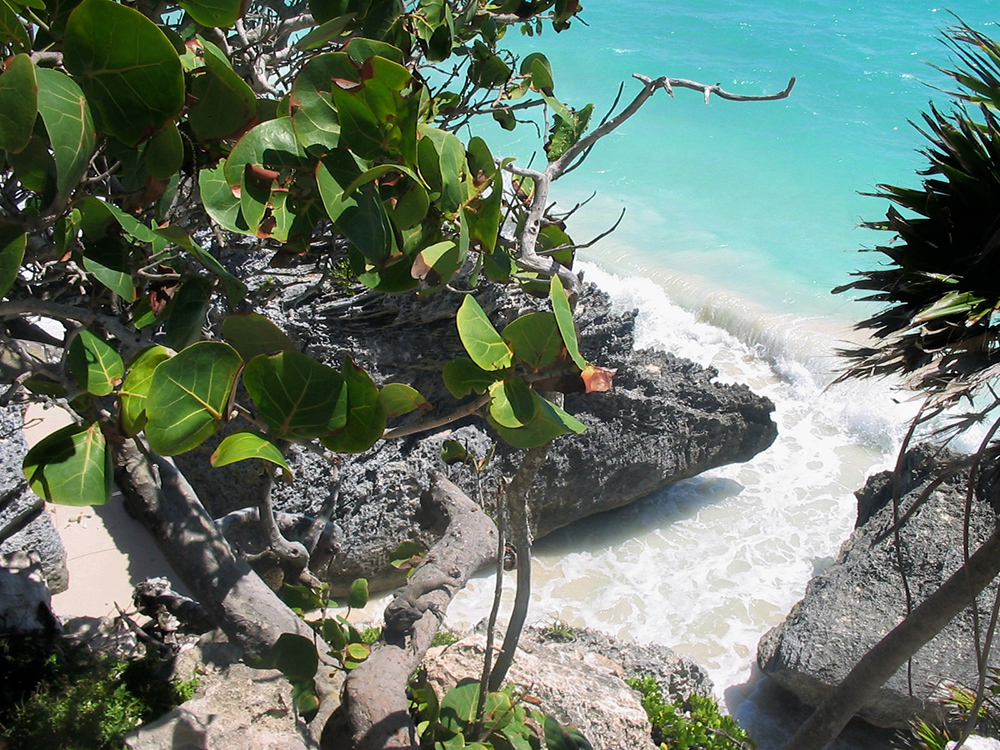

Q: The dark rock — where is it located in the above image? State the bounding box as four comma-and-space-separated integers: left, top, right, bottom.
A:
0, 404, 68, 594
757, 444, 1000, 728
178, 267, 777, 594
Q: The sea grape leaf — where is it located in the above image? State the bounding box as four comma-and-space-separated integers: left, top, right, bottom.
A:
581, 364, 615, 393
456, 295, 512, 371
23, 422, 111, 506
243, 350, 345, 439
83, 237, 136, 302
119, 345, 171, 436
0, 229, 26, 298
320, 357, 385, 454
222, 312, 295, 361
144, 121, 184, 178
144, 341, 242, 456
155, 226, 247, 304
411, 239, 462, 289
442, 357, 500, 398
0, 54, 37, 154
63, 0, 185, 147
347, 577, 368, 608
550, 274, 586, 369
224, 117, 311, 190
379, 382, 431, 416
292, 680, 321, 722
178, 0, 242, 28
487, 377, 536, 428
35, 68, 96, 197
417, 125, 465, 215
289, 52, 356, 154
188, 38, 257, 141
199, 160, 244, 233
439, 678, 480, 734
294, 14, 355, 51
489, 392, 585, 448
210, 431, 294, 479
165, 275, 213, 350
502, 312, 562, 370
265, 633, 318, 682
0, 0, 29, 52
68, 329, 124, 396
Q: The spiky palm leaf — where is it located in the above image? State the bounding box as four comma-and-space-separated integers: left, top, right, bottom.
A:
836, 22, 1000, 405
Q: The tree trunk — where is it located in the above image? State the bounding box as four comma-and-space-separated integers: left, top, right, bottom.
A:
340, 474, 497, 750
783, 525, 1000, 750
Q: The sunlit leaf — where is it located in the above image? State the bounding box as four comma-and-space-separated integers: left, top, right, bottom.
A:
487, 377, 536, 428
0, 54, 37, 154
489, 392, 585, 448
210, 431, 294, 479
69, 329, 124, 396
347, 577, 369, 608
119, 345, 170, 436
178, 0, 241, 28
63, 0, 184, 146
550, 274, 586, 369
456, 295, 512, 371
379, 382, 431, 416
581, 364, 615, 393
243, 350, 345, 439
35, 68, 96, 197
199, 160, 243, 233
23, 422, 111, 506
145, 341, 242, 456
502, 312, 562, 370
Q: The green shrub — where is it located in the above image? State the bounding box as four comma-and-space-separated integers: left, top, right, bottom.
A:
626, 675, 754, 750
0, 635, 198, 750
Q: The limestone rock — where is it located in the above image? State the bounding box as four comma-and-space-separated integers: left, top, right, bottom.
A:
758, 445, 1000, 728
0, 550, 59, 634
125, 660, 317, 750
422, 633, 656, 750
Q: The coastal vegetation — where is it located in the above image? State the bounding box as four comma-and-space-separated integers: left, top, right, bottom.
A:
0, 0, 792, 746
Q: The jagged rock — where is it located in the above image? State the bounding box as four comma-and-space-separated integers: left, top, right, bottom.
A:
526, 625, 714, 704
0, 404, 68, 593
422, 632, 656, 750
178, 272, 777, 594
125, 655, 317, 750
0, 550, 59, 634
757, 445, 1000, 728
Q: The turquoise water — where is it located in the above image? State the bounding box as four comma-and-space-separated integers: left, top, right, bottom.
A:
492, 1, 998, 319
446, 5, 999, 745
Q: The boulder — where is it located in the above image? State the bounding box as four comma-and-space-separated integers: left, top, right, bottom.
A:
0, 550, 59, 634
178, 271, 777, 593
757, 445, 1000, 728
0, 404, 68, 594
422, 632, 656, 750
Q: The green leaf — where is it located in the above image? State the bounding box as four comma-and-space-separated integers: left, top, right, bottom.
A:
487, 378, 536, 428
456, 295, 512, 371
522, 53, 554, 92
35, 68, 96, 197
165, 275, 213, 350
469, 40, 511, 89
291, 680, 321, 722
440, 439, 470, 465
550, 274, 585, 369
9, 134, 56, 195
0, 229, 26, 297
178, 0, 242, 28
411, 239, 462, 290
347, 577, 368, 608
188, 39, 257, 141
503, 312, 562, 370
320, 357, 385, 453
145, 341, 243, 456
442, 356, 501, 398
265, 633, 318, 682
294, 13, 355, 51
23, 422, 111, 506
143, 122, 184, 179
290, 52, 354, 153
155, 226, 247, 304
243, 350, 345, 439
69, 329, 124, 396
210, 431, 294, 479
119, 345, 170, 436
316, 149, 398, 264
0, 54, 37, 154
489, 392, 585, 448
199, 160, 243, 233
0, 0, 29, 52
63, 0, 185, 147
417, 125, 466, 215
83, 237, 136, 302
222, 312, 296, 361
343, 641, 371, 668
913, 290, 987, 324
225, 117, 311, 189
379, 383, 430, 417
440, 678, 480, 734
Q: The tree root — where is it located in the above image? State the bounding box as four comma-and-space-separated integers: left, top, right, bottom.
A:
335, 474, 498, 750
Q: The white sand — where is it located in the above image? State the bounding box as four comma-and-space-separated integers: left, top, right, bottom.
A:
23, 403, 189, 621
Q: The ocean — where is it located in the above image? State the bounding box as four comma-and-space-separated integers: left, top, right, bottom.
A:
442, 2, 1000, 746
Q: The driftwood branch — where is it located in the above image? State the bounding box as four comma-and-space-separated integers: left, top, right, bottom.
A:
340, 474, 498, 750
